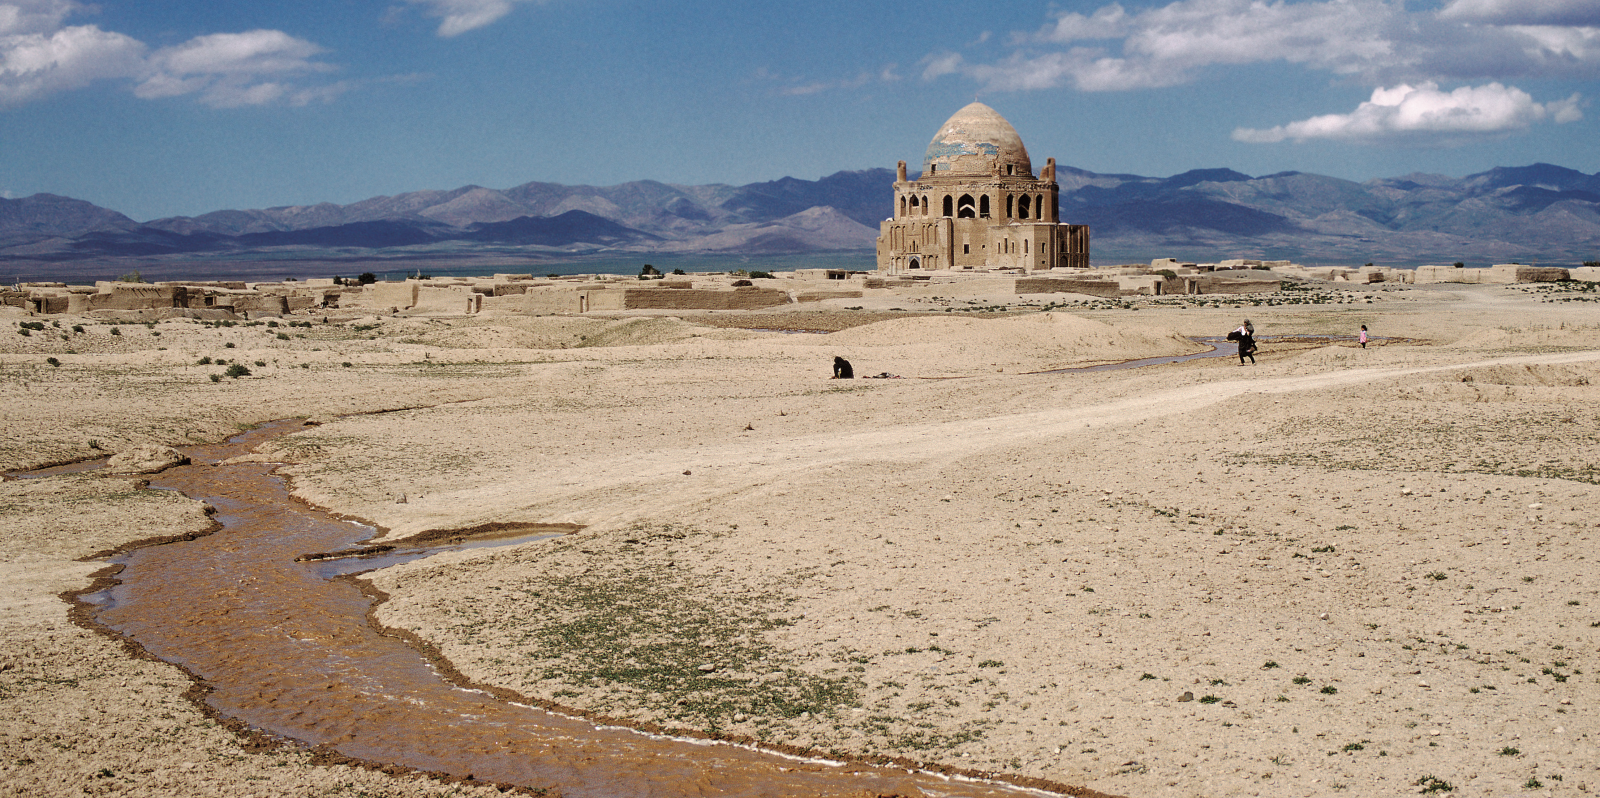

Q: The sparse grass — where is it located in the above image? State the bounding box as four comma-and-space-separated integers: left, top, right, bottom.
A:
466, 522, 863, 738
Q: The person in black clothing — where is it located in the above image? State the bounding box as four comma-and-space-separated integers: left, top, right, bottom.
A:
832, 356, 854, 379
1229, 320, 1256, 365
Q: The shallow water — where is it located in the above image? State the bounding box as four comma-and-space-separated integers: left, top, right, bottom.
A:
71, 421, 1064, 797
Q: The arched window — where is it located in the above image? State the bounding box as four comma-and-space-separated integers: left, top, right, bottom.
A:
909, 257, 921, 269
922, 195, 930, 216
1006, 195, 1014, 218
979, 195, 990, 218
1024, 239, 1030, 255
899, 196, 907, 217
1018, 195, 1031, 219
1036, 195, 1046, 220
957, 194, 976, 218
910, 195, 919, 209
943, 195, 954, 216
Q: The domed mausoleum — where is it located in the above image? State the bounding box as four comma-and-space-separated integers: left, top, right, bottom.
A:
876, 103, 1090, 273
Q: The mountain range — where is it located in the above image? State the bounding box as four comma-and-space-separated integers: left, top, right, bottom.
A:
4, 163, 1599, 270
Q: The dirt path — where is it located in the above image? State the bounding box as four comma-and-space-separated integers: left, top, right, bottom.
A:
392, 348, 1600, 534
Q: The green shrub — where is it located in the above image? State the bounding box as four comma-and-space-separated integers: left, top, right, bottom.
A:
225, 363, 251, 378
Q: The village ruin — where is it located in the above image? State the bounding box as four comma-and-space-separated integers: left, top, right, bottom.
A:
4, 102, 1595, 320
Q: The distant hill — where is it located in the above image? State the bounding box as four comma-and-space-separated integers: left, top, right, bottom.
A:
5, 163, 1599, 267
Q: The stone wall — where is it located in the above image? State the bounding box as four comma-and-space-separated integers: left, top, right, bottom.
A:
1014, 277, 1122, 297
1414, 264, 1570, 284
1193, 275, 1282, 294
367, 281, 420, 310
1510, 265, 1570, 283
794, 289, 865, 303
86, 284, 187, 311
232, 294, 290, 316
619, 286, 791, 310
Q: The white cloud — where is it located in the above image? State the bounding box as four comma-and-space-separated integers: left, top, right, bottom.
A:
1232, 81, 1584, 143
936, 0, 1600, 92
0, 22, 145, 106
1, 3, 344, 109
0, 0, 73, 36
136, 30, 335, 107
1439, 0, 1600, 27
920, 52, 964, 81
405, 0, 547, 37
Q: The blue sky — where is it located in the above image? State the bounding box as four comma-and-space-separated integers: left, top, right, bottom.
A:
3, 0, 1599, 221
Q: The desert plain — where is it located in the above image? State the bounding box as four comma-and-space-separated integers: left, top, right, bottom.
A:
2, 275, 1598, 798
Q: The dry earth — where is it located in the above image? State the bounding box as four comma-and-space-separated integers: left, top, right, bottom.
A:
2, 278, 1598, 797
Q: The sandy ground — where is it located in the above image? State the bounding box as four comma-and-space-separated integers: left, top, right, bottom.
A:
2, 277, 1597, 797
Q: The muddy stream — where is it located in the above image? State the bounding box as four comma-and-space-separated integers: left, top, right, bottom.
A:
62, 421, 1075, 797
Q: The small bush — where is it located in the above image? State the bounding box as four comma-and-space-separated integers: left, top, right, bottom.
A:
341, 361, 353, 368
224, 363, 251, 378
109, 327, 121, 336
1415, 775, 1453, 793
224, 342, 235, 348
197, 356, 212, 365
72, 325, 84, 333
276, 332, 290, 340
46, 357, 60, 367
209, 374, 222, 383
